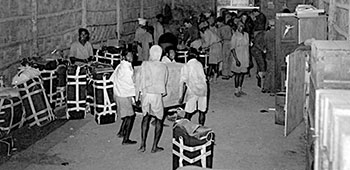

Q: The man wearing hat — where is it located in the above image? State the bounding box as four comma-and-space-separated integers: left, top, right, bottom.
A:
134, 18, 153, 61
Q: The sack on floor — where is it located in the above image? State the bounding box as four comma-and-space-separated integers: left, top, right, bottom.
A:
15, 77, 55, 127
173, 119, 215, 170
0, 88, 25, 138
66, 65, 87, 119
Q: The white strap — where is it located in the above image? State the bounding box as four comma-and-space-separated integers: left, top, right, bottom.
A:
172, 136, 213, 168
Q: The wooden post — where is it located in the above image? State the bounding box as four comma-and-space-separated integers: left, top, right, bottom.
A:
140, 0, 144, 18
317, 0, 325, 10
82, 0, 87, 28
348, 2, 350, 40
116, 0, 121, 41
328, 0, 336, 40
31, 0, 38, 57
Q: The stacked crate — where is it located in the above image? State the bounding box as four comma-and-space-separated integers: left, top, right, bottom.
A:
308, 40, 350, 170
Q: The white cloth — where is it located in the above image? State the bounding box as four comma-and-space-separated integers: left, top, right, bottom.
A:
180, 59, 207, 97
185, 95, 207, 113
141, 93, 164, 120
161, 56, 176, 63
109, 60, 135, 97
12, 66, 41, 85
138, 18, 147, 26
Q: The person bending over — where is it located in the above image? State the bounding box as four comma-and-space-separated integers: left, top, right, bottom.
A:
179, 48, 208, 126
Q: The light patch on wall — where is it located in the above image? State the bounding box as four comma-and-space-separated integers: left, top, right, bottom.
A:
268, 1, 274, 9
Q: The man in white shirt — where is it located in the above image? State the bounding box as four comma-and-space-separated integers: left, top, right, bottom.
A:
110, 51, 137, 145
69, 28, 93, 65
179, 48, 208, 126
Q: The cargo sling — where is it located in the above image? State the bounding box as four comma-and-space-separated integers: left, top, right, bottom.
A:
67, 66, 86, 119
40, 69, 57, 106
0, 97, 25, 133
94, 50, 121, 67
0, 96, 25, 156
18, 77, 55, 127
93, 74, 116, 124
55, 86, 66, 108
173, 132, 214, 168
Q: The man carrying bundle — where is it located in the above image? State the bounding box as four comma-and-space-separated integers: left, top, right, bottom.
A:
137, 45, 169, 153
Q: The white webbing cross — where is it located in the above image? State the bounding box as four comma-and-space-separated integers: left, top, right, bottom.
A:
67, 66, 86, 116
93, 74, 116, 124
172, 136, 213, 168
19, 78, 54, 127
40, 69, 57, 104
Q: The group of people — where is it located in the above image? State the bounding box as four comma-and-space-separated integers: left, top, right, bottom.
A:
132, 9, 269, 97
182, 9, 269, 96
109, 45, 207, 153
67, 8, 269, 153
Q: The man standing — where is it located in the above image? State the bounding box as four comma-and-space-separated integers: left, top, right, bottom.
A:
137, 45, 168, 153
179, 48, 208, 126
69, 28, 93, 65
200, 21, 222, 83
134, 18, 153, 61
217, 16, 233, 79
252, 9, 268, 91
153, 14, 164, 45
110, 51, 137, 145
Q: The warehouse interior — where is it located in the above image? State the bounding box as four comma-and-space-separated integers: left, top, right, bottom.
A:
1, 0, 350, 169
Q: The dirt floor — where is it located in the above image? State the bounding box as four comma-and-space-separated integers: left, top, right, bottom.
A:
0, 73, 306, 170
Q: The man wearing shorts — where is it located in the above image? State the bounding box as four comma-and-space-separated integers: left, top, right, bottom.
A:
137, 45, 168, 153
110, 51, 137, 145
179, 48, 208, 126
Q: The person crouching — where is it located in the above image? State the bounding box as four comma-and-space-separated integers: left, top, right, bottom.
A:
179, 48, 208, 126
136, 45, 169, 153
110, 51, 137, 145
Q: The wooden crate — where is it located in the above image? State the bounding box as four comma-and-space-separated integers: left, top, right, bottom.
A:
314, 89, 350, 170
298, 15, 327, 44
311, 40, 350, 89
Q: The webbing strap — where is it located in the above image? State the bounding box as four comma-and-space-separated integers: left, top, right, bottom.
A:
104, 53, 121, 66
41, 70, 57, 103
19, 78, 54, 127
172, 137, 212, 168
93, 75, 116, 119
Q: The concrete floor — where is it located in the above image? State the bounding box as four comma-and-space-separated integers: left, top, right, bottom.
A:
0, 75, 306, 170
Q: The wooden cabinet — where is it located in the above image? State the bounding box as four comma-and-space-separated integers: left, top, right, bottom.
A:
275, 13, 299, 92
275, 14, 327, 92
315, 90, 350, 170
